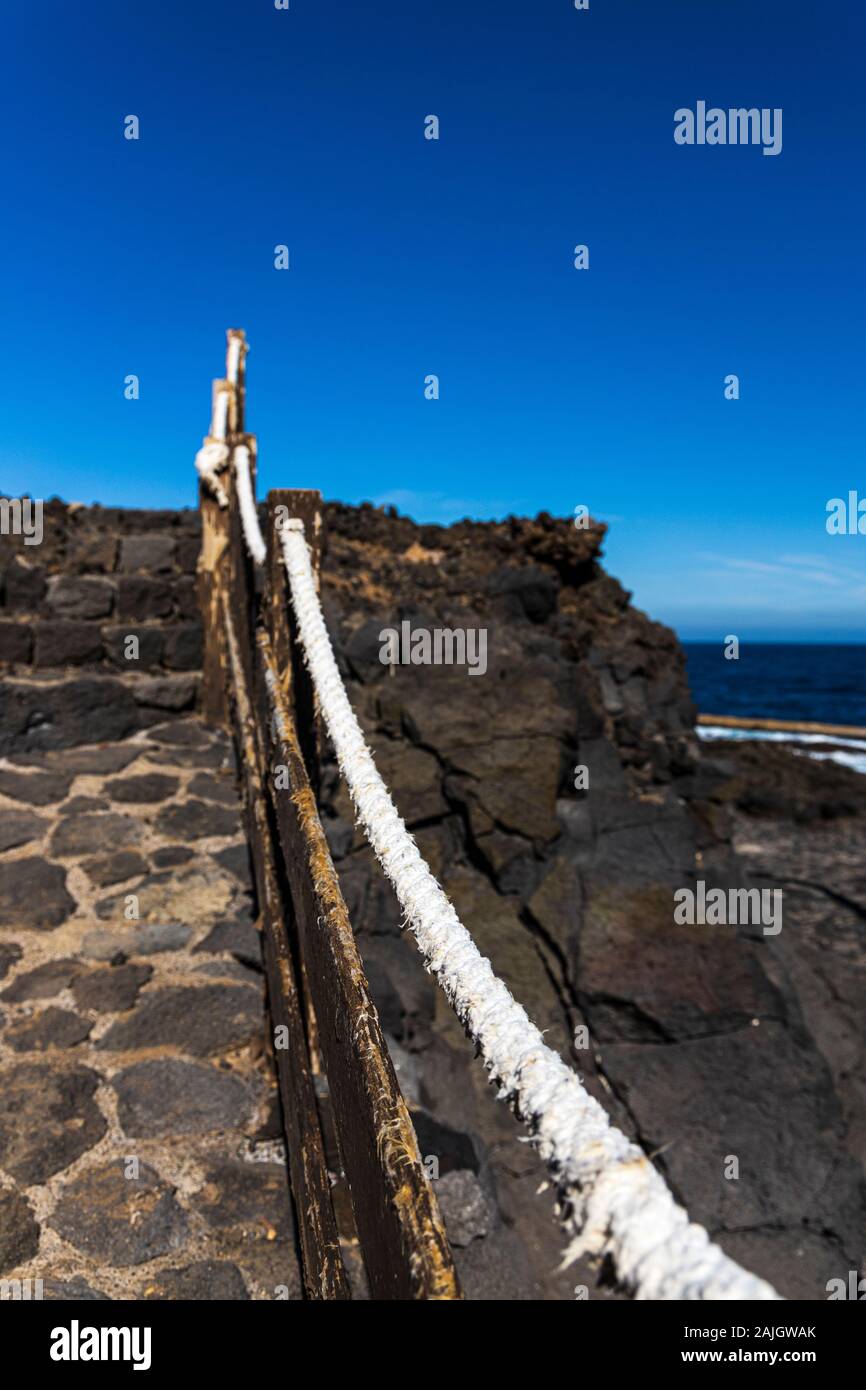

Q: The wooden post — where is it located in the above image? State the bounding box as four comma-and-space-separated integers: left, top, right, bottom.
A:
265, 488, 324, 794
220, 594, 350, 1299
214, 333, 349, 1298
226, 327, 247, 432
197, 371, 234, 727
260, 491, 460, 1300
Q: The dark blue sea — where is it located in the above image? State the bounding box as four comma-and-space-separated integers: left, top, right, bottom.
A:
682, 644, 866, 728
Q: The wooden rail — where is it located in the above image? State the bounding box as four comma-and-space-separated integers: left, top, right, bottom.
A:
698, 713, 866, 740
197, 332, 459, 1300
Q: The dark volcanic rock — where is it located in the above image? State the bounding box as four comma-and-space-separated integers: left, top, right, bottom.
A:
411, 1111, 479, 1175
54, 745, 141, 775
719, 1228, 855, 1304
576, 882, 782, 1043
435, 1169, 495, 1247
104, 773, 179, 803
117, 575, 173, 620
46, 575, 114, 620
34, 621, 103, 667
361, 935, 435, 1040
102, 624, 165, 669
133, 675, 198, 710
212, 843, 252, 885
96, 984, 261, 1055
140, 1260, 249, 1300
66, 530, 118, 574
119, 535, 176, 573
151, 845, 195, 868
92, 863, 232, 921
0, 857, 75, 928
0, 807, 46, 851
489, 563, 559, 622
4, 557, 46, 611
82, 923, 192, 959
0, 767, 73, 805
62, 796, 110, 814
81, 849, 147, 886
51, 812, 142, 857
0, 620, 32, 663
193, 1157, 292, 1237
194, 913, 261, 971
1, 958, 82, 1002
146, 720, 210, 748
0, 679, 140, 754
599, 1023, 866, 1289
709, 740, 866, 824
0, 941, 22, 980
0, 1064, 106, 1182
155, 799, 240, 841
72, 962, 152, 1012
40, 1278, 110, 1301
50, 1161, 189, 1266
114, 1059, 254, 1137
0, 1189, 40, 1274
163, 624, 203, 671
142, 742, 231, 770
188, 771, 238, 806
6, 1007, 92, 1051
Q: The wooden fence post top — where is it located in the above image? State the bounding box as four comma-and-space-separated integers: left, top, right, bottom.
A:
266, 488, 324, 573
225, 330, 247, 431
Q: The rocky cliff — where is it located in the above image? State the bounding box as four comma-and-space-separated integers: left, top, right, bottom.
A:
318, 502, 865, 1299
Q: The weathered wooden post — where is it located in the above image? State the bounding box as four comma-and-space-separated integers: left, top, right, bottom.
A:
207, 334, 350, 1298
219, 590, 350, 1300
196, 335, 238, 726
259, 490, 460, 1300
196, 332, 458, 1298
264, 488, 324, 792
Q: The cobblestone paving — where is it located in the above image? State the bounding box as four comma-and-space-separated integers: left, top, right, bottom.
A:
0, 718, 301, 1300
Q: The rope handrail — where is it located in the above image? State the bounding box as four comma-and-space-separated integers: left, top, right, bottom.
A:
228, 402, 782, 1302
234, 443, 267, 566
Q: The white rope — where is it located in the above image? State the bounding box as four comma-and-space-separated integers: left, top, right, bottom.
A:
274, 516, 782, 1302
195, 383, 233, 508
194, 440, 230, 509
234, 444, 267, 565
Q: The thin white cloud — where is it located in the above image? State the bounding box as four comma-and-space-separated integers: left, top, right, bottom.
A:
372, 489, 511, 522
696, 551, 866, 591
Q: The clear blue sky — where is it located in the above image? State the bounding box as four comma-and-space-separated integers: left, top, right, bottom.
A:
2, 1, 864, 640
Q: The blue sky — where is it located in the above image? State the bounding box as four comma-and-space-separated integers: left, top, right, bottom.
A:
1, 1, 864, 640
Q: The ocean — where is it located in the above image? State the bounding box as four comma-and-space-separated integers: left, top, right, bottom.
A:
682, 643, 866, 728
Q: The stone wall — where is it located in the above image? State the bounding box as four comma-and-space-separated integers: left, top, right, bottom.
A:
0, 501, 203, 753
